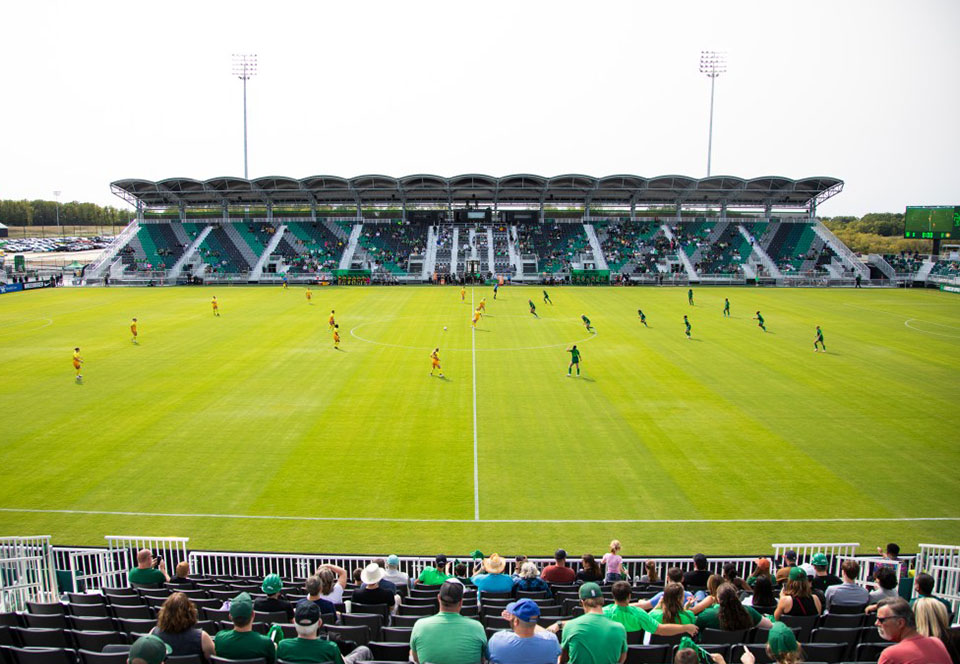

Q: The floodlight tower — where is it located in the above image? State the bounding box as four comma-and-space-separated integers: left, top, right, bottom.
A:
53, 190, 62, 238
232, 54, 258, 179
699, 51, 727, 177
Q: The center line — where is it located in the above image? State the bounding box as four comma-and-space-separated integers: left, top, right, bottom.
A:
471, 288, 480, 521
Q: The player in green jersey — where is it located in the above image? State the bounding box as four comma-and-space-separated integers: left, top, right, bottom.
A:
688, 288, 694, 306
543, 289, 553, 304
566, 345, 581, 377
814, 326, 826, 352
723, 298, 730, 317
753, 311, 767, 332
529, 299, 538, 318
684, 315, 691, 339
581, 314, 594, 332
638, 309, 647, 326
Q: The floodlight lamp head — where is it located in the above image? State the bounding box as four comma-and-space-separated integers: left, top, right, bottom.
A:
699, 50, 727, 78
231, 53, 258, 80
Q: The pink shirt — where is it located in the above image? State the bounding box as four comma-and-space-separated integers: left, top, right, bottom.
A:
878, 634, 952, 664
602, 553, 623, 574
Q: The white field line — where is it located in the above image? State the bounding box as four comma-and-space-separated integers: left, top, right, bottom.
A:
1, 508, 957, 525
471, 288, 480, 521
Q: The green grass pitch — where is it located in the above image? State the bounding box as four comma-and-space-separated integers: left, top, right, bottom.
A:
1, 285, 958, 555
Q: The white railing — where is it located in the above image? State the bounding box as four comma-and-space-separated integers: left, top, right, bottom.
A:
916, 544, 960, 613
86, 219, 139, 278
52, 547, 113, 593
0, 536, 58, 611
772, 542, 859, 577
813, 222, 869, 277
104, 536, 189, 588
836, 555, 911, 591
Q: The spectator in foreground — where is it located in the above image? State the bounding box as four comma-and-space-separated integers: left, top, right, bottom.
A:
277, 599, 372, 664
689, 574, 723, 615
774, 550, 799, 585
127, 634, 172, 664
367, 559, 398, 594
316, 563, 348, 604
774, 566, 822, 620
383, 554, 410, 588
353, 563, 399, 611
255, 573, 294, 621
541, 549, 576, 585
150, 592, 215, 660
744, 575, 778, 614
683, 554, 711, 588
514, 561, 552, 597
810, 553, 842, 593
910, 572, 953, 614
410, 580, 487, 664
547, 583, 627, 664
167, 561, 192, 587
488, 598, 561, 664
824, 560, 869, 609
867, 566, 900, 610
576, 555, 604, 584
874, 597, 952, 664
129, 549, 169, 588
649, 583, 696, 626
638, 567, 694, 610
213, 592, 276, 663
913, 597, 960, 663
472, 553, 515, 594
740, 621, 804, 664
694, 583, 773, 631
304, 575, 337, 615
603, 581, 698, 637
417, 555, 452, 586
640, 560, 659, 585
747, 557, 771, 587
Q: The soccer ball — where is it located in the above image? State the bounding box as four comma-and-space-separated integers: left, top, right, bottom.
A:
443, 326, 448, 331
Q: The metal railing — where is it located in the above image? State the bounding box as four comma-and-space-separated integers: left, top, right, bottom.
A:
0, 536, 58, 611
52, 547, 113, 593
916, 544, 960, 613
104, 536, 190, 588
772, 542, 859, 576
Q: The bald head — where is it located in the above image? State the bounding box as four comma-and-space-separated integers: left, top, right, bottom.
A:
137, 549, 153, 566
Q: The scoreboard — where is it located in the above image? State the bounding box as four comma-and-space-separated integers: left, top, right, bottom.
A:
454, 209, 492, 224
904, 206, 960, 239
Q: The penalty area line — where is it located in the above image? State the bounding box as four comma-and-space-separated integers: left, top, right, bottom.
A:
1, 508, 958, 525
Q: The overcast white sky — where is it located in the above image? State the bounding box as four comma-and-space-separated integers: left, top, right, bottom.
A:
1, 0, 957, 216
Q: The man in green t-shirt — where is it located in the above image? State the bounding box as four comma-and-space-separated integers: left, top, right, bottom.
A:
214, 592, 276, 664
416, 554, 452, 586
277, 599, 373, 664
128, 549, 169, 588
602, 581, 697, 637
548, 582, 627, 664
410, 579, 487, 664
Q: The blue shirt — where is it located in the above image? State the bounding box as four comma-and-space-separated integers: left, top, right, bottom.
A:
648, 589, 694, 608
471, 573, 515, 594
489, 630, 561, 664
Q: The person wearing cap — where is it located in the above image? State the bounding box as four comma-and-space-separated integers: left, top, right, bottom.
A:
410, 579, 488, 664
674, 636, 726, 664
352, 562, 400, 611
774, 550, 799, 585
418, 554, 453, 586
547, 582, 628, 664
824, 560, 869, 610
874, 597, 952, 664
255, 573, 294, 621
277, 599, 373, 664
213, 592, 277, 663
602, 581, 698, 638
773, 566, 822, 620
746, 558, 772, 587
740, 621, 802, 664
471, 553, 515, 594
809, 553, 842, 593
383, 554, 410, 588
541, 549, 576, 585
128, 548, 169, 588
128, 634, 173, 664
488, 598, 561, 664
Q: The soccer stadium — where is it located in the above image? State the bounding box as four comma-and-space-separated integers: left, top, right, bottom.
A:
2, 2, 960, 663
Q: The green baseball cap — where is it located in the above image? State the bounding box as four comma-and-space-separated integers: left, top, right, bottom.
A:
767, 621, 798, 656
579, 582, 603, 599
229, 592, 254, 619
128, 634, 172, 664
470, 549, 484, 559
811, 553, 828, 567
788, 566, 808, 581
262, 573, 283, 594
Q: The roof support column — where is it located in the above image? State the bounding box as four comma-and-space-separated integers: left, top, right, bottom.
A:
266, 203, 273, 222
539, 201, 544, 224
808, 201, 817, 219
222, 202, 229, 224
675, 200, 683, 221
137, 201, 145, 223
720, 202, 727, 221
401, 200, 406, 223
356, 202, 362, 222
763, 203, 772, 219
178, 203, 185, 223
310, 201, 317, 223
630, 203, 636, 222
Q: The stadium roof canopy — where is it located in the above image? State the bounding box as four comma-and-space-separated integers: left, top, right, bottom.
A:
111, 174, 843, 211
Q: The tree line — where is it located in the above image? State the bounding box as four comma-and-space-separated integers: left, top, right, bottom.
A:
821, 212, 928, 254
0, 199, 133, 227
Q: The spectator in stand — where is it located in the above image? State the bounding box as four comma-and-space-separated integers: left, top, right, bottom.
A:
747, 558, 772, 587
914, 597, 960, 664
547, 583, 627, 664
721, 563, 751, 593
410, 580, 487, 664
577, 554, 604, 585
602, 580, 698, 637
304, 575, 337, 615
774, 550, 799, 585
638, 567, 694, 610
694, 583, 773, 631
417, 555, 452, 586
875, 597, 952, 664
876, 543, 908, 579
541, 549, 576, 585
689, 575, 723, 615
514, 561, 552, 597
254, 573, 293, 621
488, 598, 561, 664
452, 562, 471, 584
740, 621, 803, 664
774, 566, 822, 620
866, 566, 900, 611
351, 567, 363, 585
167, 561, 192, 587
277, 599, 372, 664
602, 540, 624, 583
353, 563, 399, 611
910, 572, 953, 614
316, 563, 348, 604
129, 549, 169, 588
824, 560, 869, 610
744, 576, 778, 614
366, 558, 398, 594
472, 553, 515, 594
213, 592, 276, 663
649, 582, 696, 626
640, 560, 659, 585
383, 555, 410, 589
127, 634, 172, 664
149, 592, 215, 660
810, 553, 842, 593
683, 554, 711, 588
